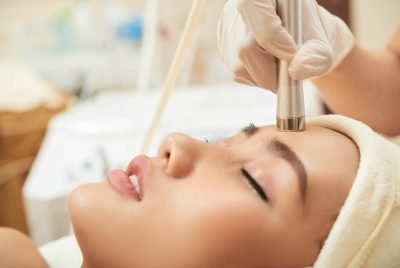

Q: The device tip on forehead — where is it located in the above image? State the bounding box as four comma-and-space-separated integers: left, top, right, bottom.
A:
276, 117, 306, 132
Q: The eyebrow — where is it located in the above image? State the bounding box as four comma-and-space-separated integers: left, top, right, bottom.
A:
241, 124, 308, 202
241, 123, 258, 135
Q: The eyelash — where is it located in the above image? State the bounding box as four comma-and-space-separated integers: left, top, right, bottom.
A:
241, 123, 257, 134
241, 168, 268, 202
204, 135, 267, 202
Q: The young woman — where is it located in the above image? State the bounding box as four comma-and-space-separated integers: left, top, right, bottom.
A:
1, 115, 399, 267
0, 116, 359, 267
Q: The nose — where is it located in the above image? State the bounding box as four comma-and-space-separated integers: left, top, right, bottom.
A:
157, 132, 200, 178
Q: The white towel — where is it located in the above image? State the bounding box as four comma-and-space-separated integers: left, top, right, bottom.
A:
309, 115, 400, 267
39, 235, 82, 268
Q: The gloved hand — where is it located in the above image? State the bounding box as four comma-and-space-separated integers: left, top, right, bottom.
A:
217, 0, 354, 91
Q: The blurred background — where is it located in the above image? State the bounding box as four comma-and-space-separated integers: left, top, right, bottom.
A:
0, 0, 229, 93
0, 0, 399, 246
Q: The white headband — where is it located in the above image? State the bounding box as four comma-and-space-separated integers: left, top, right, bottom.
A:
309, 115, 400, 267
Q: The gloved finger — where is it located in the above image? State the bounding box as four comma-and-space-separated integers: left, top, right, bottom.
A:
217, 0, 251, 78
233, 66, 258, 86
218, 0, 278, 91
238, 41, 278, 91
217, 1, 277, 90
289, 39, 333, 80
237, 0, 297, 62
316, 5, 354, 70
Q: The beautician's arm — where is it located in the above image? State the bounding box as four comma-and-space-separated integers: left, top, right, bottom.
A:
0, 227, 48, 268
313, 28, 400, 136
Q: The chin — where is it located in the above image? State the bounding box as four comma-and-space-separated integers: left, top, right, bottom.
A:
69, 184, 95, 221
68, 183, 107, 238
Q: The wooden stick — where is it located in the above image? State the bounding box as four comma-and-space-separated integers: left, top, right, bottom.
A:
137, 0, 158, 93
140, 0, 206, 154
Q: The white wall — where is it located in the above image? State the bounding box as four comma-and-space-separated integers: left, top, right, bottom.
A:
351, 0, 400, 49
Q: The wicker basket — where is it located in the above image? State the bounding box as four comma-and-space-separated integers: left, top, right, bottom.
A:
0, 101, 69, 235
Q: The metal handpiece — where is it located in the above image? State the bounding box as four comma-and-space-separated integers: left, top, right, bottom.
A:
276, 0, 305, 132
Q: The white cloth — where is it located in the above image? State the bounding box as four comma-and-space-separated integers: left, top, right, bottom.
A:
309, 115, 400, 267
39, 235, 82, 268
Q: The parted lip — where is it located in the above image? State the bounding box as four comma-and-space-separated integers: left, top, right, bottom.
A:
107, 155, 150, 201
107, 169, 140, 201
126, 155, 150, 200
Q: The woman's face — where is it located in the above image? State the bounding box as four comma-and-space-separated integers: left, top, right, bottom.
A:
69, 124, 359, 268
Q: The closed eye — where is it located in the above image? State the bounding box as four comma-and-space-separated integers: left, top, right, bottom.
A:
241, 168, 268, 202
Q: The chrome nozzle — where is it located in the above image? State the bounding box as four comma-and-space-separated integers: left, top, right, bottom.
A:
276, 0, 305, 132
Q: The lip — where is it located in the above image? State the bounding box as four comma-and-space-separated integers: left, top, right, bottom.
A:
126, 155, 150, 200
107, 169, 140, 201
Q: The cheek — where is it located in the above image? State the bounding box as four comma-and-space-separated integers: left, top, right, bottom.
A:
161, 177, 311, 267
160, 181, 272, 266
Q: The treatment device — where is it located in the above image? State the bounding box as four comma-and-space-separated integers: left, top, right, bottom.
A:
141, 0, 306, 154
276, 0, 306, 131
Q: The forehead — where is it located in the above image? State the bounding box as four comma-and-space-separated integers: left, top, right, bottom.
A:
259, 124, 341, 140
255, 125, 357, 161
224, 123, 358, 183
224, 124, 345, 147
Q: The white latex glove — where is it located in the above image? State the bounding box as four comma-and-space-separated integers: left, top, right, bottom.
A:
217, 0, 354, 91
